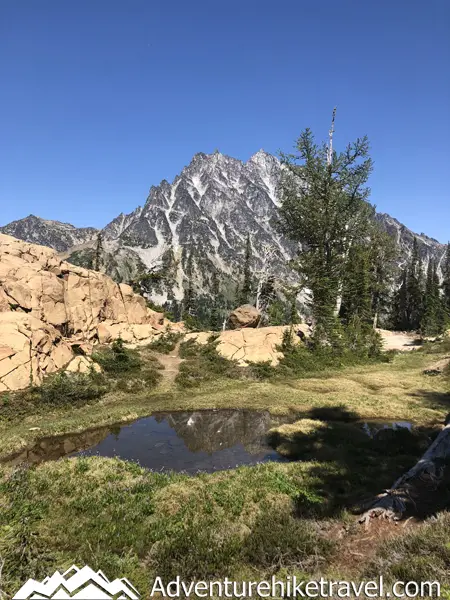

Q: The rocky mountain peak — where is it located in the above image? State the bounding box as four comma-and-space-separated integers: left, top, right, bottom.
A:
0, 215, 98, 252
1, 151, 446, 307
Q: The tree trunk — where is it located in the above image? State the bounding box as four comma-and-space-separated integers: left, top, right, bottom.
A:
359, 421, 450, 526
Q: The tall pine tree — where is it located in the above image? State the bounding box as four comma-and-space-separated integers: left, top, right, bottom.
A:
279, 113, 374, 345
391, 268, 409, 330
368, 226, 397, 328
340, 244, 372, 325
443, 243, 450, 316
210, 271, 225, 331
406, 238, 424, 330
182, 248, 196, 321
420, 259, 447, 336
239, 234, 253, 305
421, 259, 438, 335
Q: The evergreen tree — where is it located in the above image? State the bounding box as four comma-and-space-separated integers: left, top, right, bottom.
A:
182, 249, 196, 320
443, 243, 450, 314
234, 277, 241, 309
258, 276, 276, 312
340, 244, 372, 325
390, 268, 409, 330
367, 226, 397, 328
210, 271, 225, 331
279, 115, 374, 346
433, 259, 448, 334
420, 259, 447, 336
421, 260, 437, 335
94, 232, 104, 271
239, 234, 253, 305
405, 238, 424, 330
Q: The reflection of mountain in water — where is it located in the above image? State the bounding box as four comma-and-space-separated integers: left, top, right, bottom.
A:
159, 410, 273, 455
3, 427, 111, 466
3, 409, 291, 473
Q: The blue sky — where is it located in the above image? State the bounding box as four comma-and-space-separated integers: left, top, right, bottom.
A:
1, 0, 449, 241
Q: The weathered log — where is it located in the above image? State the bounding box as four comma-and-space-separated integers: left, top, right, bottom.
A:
359, 421, 450, 526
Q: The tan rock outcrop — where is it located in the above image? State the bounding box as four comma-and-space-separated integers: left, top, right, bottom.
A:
0, 312, 73, 389
65, 355, 102, 374
0, 234, 179, 390
186, 324, 311, 366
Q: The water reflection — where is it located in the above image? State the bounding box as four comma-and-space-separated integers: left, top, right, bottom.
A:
362, 421, 413, 437
3, 410, 290, 473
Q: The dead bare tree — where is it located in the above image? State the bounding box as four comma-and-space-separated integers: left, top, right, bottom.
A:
0, 556, 6, 600
255, 243, 278, 324
360, 417, 450, 526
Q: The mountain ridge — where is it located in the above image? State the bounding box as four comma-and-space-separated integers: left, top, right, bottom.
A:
1, 151, 446, 306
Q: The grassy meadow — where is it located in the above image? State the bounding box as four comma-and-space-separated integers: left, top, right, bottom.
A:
0, 336, 450, 597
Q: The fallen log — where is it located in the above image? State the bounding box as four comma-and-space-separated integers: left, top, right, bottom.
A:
359, 418, 450, 526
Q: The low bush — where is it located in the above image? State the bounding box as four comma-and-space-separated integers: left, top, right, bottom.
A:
93, 338, 142, 374
277, 338, 392, 379
93, 339, 163, 392
147, 331, 183, 354
36, 370, 109, 405
246, 361, 277, 380
0, 370, 109, 422
115, 366, 162, 392
423, 336, 450, 355
176, 338, 240, 388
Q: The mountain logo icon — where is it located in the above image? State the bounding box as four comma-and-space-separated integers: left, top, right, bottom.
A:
12, 564, 140, 599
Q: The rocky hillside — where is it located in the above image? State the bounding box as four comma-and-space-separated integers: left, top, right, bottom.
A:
1, 151, 446, 304
0, 214, 98, 252
0, 234, 178, 391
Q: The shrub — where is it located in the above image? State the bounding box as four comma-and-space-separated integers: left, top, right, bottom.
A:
0, 370, 109, 421
247, 361, 276, 380
93, 338, 142, 374
176, 339, 240, 388
115, 366, 162, 392
147, 331, 183, 354
178, 338, 204, 359
37, 371, 109, 405
93, 339, 164, 392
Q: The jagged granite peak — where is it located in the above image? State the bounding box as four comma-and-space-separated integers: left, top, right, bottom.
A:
97, 150, 294, 301
375, 213, 446, 270
0, 214, 98, 252
1, 151, 446, 304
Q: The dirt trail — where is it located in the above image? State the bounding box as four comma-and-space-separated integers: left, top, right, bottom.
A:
378, 329, 423, 352
153, 341, 184, 386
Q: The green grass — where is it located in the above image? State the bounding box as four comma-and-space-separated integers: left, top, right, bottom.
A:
2, 451, 449, 598
0, 458, 334, 597
0, 340, 449, 597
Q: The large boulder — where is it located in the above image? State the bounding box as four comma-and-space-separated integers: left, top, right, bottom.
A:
228, 304, 261, 329
186, 324, 311, 366
0, 234, 181, 390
